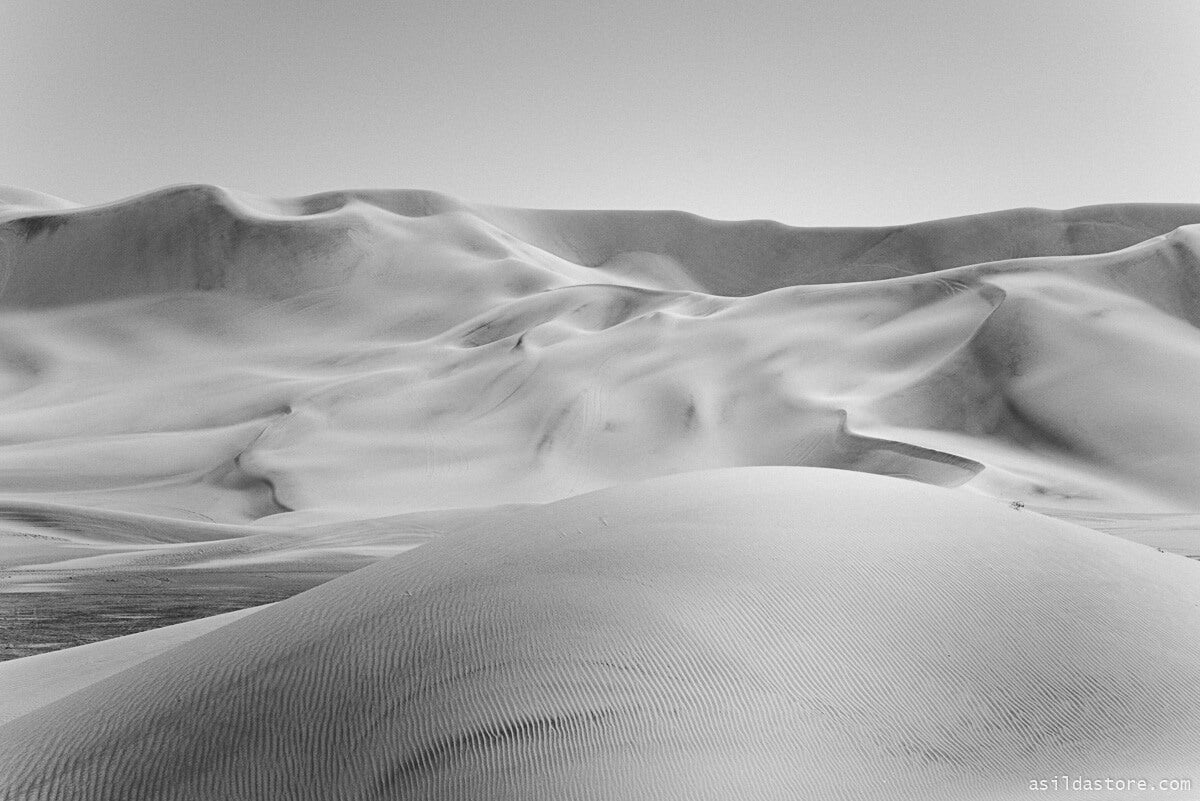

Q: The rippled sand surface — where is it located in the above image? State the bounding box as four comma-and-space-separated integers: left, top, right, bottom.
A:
1, 186, 1199, 798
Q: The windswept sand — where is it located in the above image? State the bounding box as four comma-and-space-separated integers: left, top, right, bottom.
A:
1, 187, 1200, 797
0, 604, 267, 725
2, 469, 1199, 799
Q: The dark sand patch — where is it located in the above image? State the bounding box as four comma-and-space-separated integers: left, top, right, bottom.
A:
0, 569, 333, 660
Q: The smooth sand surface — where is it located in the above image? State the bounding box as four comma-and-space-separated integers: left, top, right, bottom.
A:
1, 187, 1199, 532
2, 187, 1200, 797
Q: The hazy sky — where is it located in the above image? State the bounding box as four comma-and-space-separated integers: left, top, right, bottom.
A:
3, 0, 1199, 224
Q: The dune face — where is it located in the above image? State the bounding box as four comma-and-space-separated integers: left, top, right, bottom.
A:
2, 470, 1200, 800
1, 187, 1199, 532
1, 187, 1200, 798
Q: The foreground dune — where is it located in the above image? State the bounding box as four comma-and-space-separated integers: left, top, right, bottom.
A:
0, 604, 266, 725
2, 468, 1198, 799
2, 187, 1200, 796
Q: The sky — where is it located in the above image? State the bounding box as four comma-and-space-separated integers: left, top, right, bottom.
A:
2, 0, 1199, 225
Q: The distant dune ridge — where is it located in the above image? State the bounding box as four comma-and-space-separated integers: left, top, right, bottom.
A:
1, 187, 1200, 798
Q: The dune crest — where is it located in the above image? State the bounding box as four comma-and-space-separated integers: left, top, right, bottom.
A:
0, 187, 1198, 537
5, 185, 1200, 305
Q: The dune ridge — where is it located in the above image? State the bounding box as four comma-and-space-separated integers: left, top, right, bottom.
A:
0, 188, 1198, 527
6, 185, 1200, 302
2, 187, 1200, 797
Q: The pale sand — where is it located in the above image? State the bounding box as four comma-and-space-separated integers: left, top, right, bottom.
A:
0, 604, 268, 725
2, 468, 1198, 799
0, 187, 1199, 532
1, 187, 1200, 796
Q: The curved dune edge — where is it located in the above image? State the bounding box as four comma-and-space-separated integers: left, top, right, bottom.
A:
4, 184, 1200, 304
0, 187, 1198, 537
1, 467, 1197, 800
0, 604, 270, 726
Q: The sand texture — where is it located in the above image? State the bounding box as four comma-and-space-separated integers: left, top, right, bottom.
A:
1, 187, 1199, 798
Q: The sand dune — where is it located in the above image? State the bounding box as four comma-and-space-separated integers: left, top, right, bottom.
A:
2, 187, 1200, 796
2, 469, 1199, 799
0, 604, 266, 726
2, 187, 1199, 528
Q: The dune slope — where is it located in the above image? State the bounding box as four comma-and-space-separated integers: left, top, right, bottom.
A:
1, 187, 1199, 796
1, 468, 1198, 800
1, 187, 1199, 538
